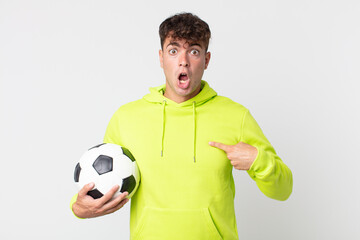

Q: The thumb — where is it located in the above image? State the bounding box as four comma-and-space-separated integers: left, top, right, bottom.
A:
79, 182, 95, 197
209, 141, 231, 152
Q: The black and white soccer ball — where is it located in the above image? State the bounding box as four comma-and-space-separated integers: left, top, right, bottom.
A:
74, 143, 140, 199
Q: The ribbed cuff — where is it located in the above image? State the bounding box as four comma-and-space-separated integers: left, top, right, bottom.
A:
70, 194, 85, 219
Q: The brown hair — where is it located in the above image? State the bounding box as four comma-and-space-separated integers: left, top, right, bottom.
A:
159, 12, 211, 51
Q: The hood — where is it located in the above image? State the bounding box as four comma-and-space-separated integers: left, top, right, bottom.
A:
143, 80, 217, 107
142, 80, 217, 163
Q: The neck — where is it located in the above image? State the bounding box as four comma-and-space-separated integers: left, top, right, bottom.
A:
164, 84, 201, 103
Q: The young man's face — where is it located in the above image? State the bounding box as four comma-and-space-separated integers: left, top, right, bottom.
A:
159, 37, 211, 103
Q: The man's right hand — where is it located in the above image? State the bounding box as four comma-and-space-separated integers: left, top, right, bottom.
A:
72, 182, 129, 218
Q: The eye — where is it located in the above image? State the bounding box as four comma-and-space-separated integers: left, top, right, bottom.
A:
169, 49, 177, 55
190, 49, 200, 55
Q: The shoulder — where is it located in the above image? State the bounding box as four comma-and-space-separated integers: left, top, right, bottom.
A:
203, 95, 250, 123
211, 95, 249, 113
112, 98, 149, 116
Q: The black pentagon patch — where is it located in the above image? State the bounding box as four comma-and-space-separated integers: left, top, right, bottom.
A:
122, 147, 135, 162
93, 155, 113, 175
74, 163, 81, 182
88, 143, 106, 150
87, 189, 103, 199
120, 175, 136, 194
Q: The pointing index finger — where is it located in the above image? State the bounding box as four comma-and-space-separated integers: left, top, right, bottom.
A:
209, 141, 231, 152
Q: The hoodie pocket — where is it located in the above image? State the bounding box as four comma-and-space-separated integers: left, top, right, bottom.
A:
133, 206, 223, 240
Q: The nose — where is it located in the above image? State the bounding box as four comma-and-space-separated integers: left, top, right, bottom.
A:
179, 52, 189, 67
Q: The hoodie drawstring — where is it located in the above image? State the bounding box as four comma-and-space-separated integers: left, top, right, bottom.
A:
161, 100, 166, 157
192, 101, 197, 163
160, 100, 197, 163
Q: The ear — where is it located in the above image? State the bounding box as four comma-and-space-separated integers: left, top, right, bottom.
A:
204, 52, 211, 70
159, 49, 164, 68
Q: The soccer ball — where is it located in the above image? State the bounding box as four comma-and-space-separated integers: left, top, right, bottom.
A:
74, 143, 140, 199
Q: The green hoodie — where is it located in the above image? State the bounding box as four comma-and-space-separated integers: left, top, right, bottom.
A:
71, 80, 293, 240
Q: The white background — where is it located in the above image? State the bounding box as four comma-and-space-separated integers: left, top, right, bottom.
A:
1, 0, 359, 239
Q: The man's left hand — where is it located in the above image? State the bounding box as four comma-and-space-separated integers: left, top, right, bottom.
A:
209, 141, 258, 170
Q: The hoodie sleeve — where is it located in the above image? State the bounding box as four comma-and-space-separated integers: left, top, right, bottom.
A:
69, 109, 122, 219
103, 108, 124, 145
241, 109, 293, 201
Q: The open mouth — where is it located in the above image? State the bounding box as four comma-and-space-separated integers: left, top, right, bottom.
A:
178, 72, 189, 82
178, 72, 190, 89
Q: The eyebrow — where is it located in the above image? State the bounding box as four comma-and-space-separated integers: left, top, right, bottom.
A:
166, 41, 203, 49
166, 41, 181, 48
189, 43, 202, 48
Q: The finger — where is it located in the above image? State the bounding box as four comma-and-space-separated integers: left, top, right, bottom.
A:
102, 191, 129, 210
97, 185, 120, 205
103, 192, 129, 213
209, 141, 231, 152
104, 198, 129, 215
78, 182, 95, 197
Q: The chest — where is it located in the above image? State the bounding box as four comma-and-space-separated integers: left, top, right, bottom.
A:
119, 105, 242, 181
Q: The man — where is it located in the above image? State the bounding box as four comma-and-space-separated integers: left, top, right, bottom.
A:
71, 12, 293, 240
